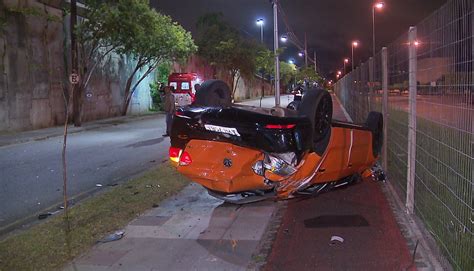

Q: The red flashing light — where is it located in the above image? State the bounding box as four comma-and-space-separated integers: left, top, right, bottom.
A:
179, 151, 192, 166
265, 124, 296, 129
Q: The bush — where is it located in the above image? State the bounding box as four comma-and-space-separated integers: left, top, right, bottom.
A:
150, 81, 163, 111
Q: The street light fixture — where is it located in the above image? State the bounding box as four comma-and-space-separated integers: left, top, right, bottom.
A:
256, 18, 264, 43
288, 59, 295, 64
372, 2, 384, 57
298, 52, 304, 57
351, 41, 359, 71
343, 58, 349, 73
280, 35, 288, 42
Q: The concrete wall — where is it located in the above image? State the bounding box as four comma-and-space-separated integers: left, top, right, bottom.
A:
0, 1, 270, 132
0, 0, 152, 132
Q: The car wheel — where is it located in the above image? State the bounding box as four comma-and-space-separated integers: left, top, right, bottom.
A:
366, 111, 383, 157
194, 80, 232, 107
298, 88, 333, 151
287, 101, 301, 110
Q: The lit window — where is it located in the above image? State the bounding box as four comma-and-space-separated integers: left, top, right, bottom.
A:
169, 82, 178, 89
181, 82, 190, 90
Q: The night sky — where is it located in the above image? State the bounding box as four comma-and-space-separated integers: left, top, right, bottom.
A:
151, 0, 447, 76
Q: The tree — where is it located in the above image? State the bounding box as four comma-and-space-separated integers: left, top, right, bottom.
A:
296, 66, 323, 86
215, 38, 258, 98
280, 61, 297, 86
255, 47, 274, 76
112, 0, 196, 115
74, 0, 121, 126
196, 13, 259, 99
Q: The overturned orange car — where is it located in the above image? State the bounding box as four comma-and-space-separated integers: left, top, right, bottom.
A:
169, 80, 384, 203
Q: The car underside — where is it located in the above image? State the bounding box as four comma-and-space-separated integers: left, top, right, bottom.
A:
170, 80, 384, 203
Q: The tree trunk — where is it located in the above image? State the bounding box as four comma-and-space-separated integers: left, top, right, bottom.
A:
232, 75, 240, 100
72, 84, 84, 125
121, 62, 143, 116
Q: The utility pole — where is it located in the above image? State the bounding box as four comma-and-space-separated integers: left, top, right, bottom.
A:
273, 0, 280, 107
313, 51, 317, 73
304, 32, 308, 67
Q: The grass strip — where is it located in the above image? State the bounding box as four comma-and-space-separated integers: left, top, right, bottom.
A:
0, 163, 188, 271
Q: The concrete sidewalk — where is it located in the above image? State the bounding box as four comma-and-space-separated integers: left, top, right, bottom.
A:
65, 184, 279, 271
0, 113, 163, 147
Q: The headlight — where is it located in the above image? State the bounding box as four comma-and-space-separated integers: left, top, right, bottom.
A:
263, 154, 297, 177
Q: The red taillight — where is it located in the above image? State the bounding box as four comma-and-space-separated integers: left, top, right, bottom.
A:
179, 151, 192, 166
175, 110, 183, 116
265, 124, 296, 129
169, 147, 182, 163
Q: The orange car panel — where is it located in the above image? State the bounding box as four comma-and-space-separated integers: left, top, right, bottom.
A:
175, 126, 378, 199
177, 140, 268, 193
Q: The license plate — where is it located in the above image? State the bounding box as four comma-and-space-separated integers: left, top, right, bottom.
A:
204, 124, 241, 137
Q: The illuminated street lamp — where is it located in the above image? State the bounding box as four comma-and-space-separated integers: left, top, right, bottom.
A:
298, 52, 304, 57
256, 18, 264, 43
288, 59, 295, 64
372, 2, 384, 57
280, 35, 288, 42
343, 58, 349, 73
351, 41, 359, 71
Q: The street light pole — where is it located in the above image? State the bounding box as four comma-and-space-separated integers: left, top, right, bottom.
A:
314, 51, 318, 73
372, 7, 375, 57
372, 2, 384, 57
351, 41, 358, 71
304, 32, 308, 67
273, 0, 280, 106
256, 18, 264, 43
351, 45, 354, 71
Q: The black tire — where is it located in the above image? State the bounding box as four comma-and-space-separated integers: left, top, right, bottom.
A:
194, 80, 232, 107
298, 88, 333, 152
287, 101, 301, 110
366, 111, 383, 157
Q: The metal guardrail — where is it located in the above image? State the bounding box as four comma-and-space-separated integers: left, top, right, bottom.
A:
334, 0, 473, 269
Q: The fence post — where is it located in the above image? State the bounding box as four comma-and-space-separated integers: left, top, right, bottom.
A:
406, 26, 417, 214
381, 47, 388, 171
368, 57, 374, 113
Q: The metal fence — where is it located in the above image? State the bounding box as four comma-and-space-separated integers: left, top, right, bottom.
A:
334, 0, 473, 270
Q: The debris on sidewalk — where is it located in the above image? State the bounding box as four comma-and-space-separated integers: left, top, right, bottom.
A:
38, 210, 61, 220
98, 230, 125, 243
329, 235, 344, 246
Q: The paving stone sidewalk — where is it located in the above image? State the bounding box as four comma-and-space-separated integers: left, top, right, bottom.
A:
65, 184, 278, 271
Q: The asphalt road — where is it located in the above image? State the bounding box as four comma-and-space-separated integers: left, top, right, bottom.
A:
0, 95, 291, 232
0, 115, 170, 231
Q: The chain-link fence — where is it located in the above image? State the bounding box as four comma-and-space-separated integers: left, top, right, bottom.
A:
334, 0, 473, 269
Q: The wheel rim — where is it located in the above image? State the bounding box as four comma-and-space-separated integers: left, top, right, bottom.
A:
314, 95, 332, 139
